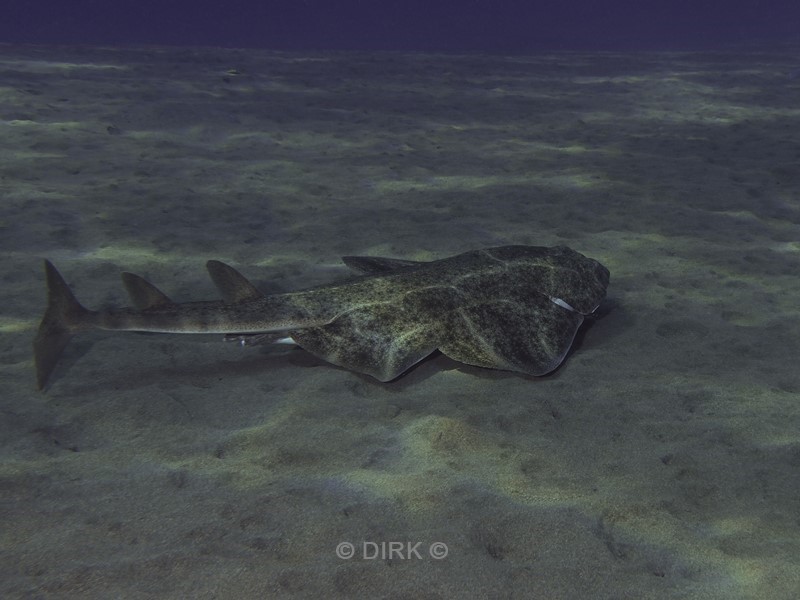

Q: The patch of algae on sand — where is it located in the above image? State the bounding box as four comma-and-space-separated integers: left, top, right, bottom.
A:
372, 171, 600, 195
346, 407, 791, 596
66, 243, 241, 272
342, 415, 492, 513
0, 317, 30, 333
0, 58, 127, 73
345, 414, 559, 512
81, 244, 173, 265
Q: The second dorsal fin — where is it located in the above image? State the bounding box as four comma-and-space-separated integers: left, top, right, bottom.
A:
121, 272, 173, 309
206, 260, 263, 303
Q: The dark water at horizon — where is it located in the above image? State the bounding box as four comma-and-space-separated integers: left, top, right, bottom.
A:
2, 0, 799, 53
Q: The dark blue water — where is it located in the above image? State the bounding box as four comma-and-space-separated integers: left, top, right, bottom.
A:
2, 0, 799, 52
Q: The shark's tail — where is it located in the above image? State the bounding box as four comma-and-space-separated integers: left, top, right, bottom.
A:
33, 260, 93, 389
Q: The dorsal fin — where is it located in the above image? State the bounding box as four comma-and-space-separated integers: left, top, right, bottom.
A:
206, 260, 263, 303
341, 256, 424, 275
121, 272, 173, 309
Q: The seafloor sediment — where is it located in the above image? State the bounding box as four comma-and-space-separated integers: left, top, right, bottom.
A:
1, 43, 799, 599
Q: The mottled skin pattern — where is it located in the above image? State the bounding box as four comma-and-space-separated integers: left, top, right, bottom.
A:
289, 246, 609, 380
34, 246, 609, 387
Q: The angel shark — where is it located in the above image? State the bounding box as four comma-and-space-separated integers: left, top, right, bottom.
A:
33, 245, 610, 388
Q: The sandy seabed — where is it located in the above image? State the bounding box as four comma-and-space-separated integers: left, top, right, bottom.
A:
1, 43, 800, 599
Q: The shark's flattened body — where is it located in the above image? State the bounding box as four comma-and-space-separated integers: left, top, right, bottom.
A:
33, 245, 610, 388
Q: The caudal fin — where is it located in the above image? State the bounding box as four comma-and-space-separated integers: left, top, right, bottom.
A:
33, 260, 92, 389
